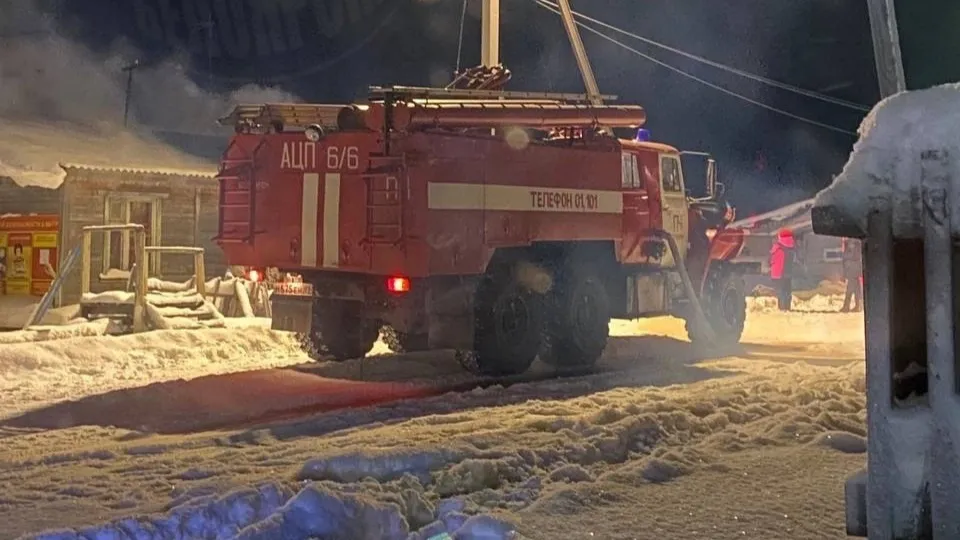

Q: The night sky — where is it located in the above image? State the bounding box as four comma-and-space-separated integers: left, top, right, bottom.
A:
13, 0, 895, 216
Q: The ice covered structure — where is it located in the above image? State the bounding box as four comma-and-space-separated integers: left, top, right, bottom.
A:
813, 83, 960, 239
814, 83, 960, 539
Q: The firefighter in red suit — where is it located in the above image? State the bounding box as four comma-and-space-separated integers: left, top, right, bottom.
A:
769, 228, 796, 311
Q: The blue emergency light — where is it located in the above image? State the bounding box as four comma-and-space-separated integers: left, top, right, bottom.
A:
635, 128, 651, 142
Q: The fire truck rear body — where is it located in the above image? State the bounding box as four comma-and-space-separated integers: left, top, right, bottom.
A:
216, 89, 753, 373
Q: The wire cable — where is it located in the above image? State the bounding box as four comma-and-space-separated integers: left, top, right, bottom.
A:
537, 0, 871, 113
455, 0, 468, 73
535, 0, 856, 135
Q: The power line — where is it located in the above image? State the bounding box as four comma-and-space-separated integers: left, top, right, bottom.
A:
535, 0, 856, 136
537, 0, 871, 113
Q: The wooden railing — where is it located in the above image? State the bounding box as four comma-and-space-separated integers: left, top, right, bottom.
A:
144, 246, 206, 298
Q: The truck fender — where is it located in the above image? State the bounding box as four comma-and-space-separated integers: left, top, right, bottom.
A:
698, 227, 748, 294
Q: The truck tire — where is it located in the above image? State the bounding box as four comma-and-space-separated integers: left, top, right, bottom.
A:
540, 263, 610, 368
686, 266, 747, 347
467, 268, 544, 376
304, 305, 379, 362
382, 326, 429, 354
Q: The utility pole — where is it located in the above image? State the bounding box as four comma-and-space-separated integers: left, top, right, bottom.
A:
481, 0, 499, 67
556, 0, 602, 106
195, 13, 215, 87
121, 60, 141, 127
866, 0, 906, 98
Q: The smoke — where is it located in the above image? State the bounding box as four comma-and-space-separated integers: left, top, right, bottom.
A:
0, 0, 298, 134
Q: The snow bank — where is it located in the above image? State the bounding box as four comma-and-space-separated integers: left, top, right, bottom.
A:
23, 480, 519, 540
0, 319, 114, 345
748, 293, 845, 313
815, 83, 960, 238
0, 296, 79, 329
0, 327, 308, 418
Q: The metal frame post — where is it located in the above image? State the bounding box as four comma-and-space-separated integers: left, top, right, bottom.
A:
860, 209, 934, 538
922, 148, 960, 534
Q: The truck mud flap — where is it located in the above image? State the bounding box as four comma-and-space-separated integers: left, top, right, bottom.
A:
426, 277, 480, 351
271, 294, 314, 335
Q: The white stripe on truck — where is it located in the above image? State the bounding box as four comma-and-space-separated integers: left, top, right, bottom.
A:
322, 173, 341, 268
300, 173, 320, 267
427, 182, 623, 214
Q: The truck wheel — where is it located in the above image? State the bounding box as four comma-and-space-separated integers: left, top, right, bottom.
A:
540, 263, 610, 368
304, 305, 379, 362
686, 266, 747, 347
382, 326, 429, 354
468, 269, 544, 376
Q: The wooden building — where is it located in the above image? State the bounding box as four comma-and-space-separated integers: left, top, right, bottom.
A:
731, 198, 845, 289
0, 120, 225, 308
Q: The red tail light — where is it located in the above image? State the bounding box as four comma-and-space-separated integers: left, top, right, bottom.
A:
387, 276, 411, 293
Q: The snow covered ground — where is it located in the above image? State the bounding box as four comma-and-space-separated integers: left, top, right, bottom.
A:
0, 293, 865, 539
0, 325, 308, 418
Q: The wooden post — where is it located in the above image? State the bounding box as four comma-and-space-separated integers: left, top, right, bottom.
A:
194, 251, 206, 298
132, 229, 148, 332
866, 0, 907, 97
80, 230, 92, 294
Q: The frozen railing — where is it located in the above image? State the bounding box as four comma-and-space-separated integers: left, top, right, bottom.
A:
812, 84, 960, 539
144, 246, 206, 297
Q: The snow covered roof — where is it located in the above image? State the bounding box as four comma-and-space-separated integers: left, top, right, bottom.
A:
730, 198, 814, 230
0, 119, 220, 189
815, 83, 960, 239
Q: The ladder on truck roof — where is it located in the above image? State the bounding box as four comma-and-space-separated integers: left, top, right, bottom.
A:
220, 87, 623, 130
367, 85, 619, 104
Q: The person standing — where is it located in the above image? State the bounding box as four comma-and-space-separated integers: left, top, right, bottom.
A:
840, 237, 864, 312
769, 228, 797, 311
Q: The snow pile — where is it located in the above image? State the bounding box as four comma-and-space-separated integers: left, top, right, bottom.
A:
23, 480, 518, 540
0, 319, 114, 345
0, 326, 308, 418
815, 83, 960, 238
79, 275, 272, 329
0, 296, 80, 329
748, 293, 845, 313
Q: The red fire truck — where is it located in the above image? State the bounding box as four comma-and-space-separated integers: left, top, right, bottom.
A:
216, 83, 755, 375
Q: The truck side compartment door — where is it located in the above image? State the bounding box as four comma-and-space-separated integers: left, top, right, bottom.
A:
659, 153, 689, 266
